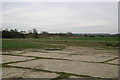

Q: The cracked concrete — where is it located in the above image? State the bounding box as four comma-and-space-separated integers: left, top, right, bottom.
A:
8, 59, 118, 78
2, 67, 58, 78
106, 59, 119, 64
2, 47, 119, 79
2, 55, 34, 63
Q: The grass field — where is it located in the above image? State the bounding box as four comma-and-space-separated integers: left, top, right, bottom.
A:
2, 37, 119, 51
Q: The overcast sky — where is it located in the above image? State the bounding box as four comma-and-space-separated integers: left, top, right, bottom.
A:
2, 2, 118, 33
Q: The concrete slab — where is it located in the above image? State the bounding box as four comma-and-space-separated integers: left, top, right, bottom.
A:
20, 51, 118, 63
69, 76, 82, 78
106, 59, 119, 64
3, 46, 118, 63
58, 47, 118, 56
21, 52, 70, 59
44, 50, 73, 54
2, 67, 58, 78
8, 59, 118, 78
65, 55, 118, 62
0, 68, 2, 79
2, 55, 34, 63
2, 51, 25, 55
41, 47, 118, 58
10, 51, 25, 54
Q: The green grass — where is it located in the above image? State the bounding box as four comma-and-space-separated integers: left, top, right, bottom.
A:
56, 37, 118, 42
2, 39, 64, 51
2, 37, 119, 51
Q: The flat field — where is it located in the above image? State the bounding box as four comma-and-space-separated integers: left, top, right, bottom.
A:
1, 37, 119, 79
2, 37, 119, 51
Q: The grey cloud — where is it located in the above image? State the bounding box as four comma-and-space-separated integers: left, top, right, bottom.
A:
2, 2, 118, 33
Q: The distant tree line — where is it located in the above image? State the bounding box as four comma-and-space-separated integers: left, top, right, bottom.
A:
0, 28, 119, 38
2, 29, 25, 38
1, 28, 74, 38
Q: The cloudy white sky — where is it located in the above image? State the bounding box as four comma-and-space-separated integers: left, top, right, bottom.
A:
2, 2, 118, 33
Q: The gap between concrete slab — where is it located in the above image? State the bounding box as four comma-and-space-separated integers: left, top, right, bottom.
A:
2, 54, 119, 66
2, 64, 102, 79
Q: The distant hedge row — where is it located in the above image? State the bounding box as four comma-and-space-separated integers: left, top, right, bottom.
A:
1, 28, 119, 38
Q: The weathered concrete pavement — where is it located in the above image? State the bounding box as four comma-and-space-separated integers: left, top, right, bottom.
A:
2, 47, 119, 79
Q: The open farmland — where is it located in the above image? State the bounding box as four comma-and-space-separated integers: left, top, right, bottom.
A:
1, 37, 119, 79
2, 37, 119, 51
